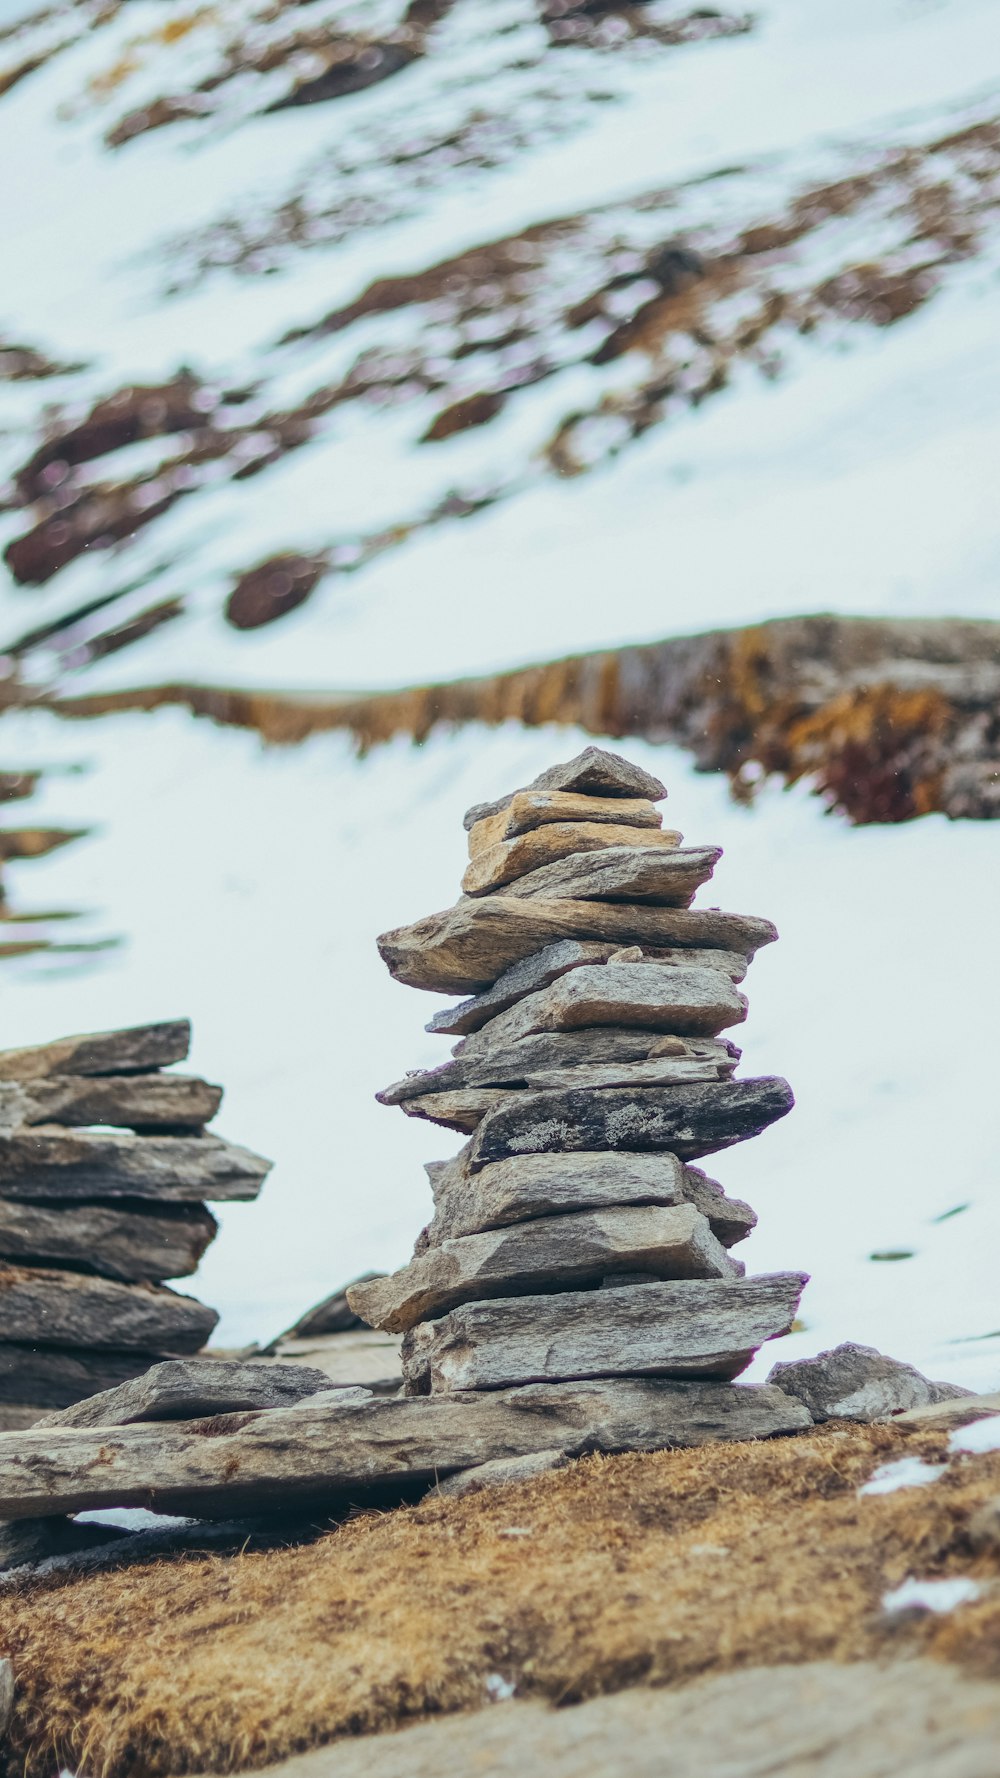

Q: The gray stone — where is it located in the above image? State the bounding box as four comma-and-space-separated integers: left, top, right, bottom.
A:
766, 1343, 975, 1423
267, 1328, 404, 1395
468, 1076, 794, 1170
500, 846, 719, 907
0, 1196, 217, 1281
402, 1273, 808, 1394
0, 1344, 161, 1410
0, 1377, 809, 1521
0, 1263, 218, 1354
0, 1020, 191, 1082
424, 1151, 756, 1249
424, 941, 620, 1037
435, 1447, 571, 1498
0, 1655, 12, 1736
0, 1073, 221, 1132
36, 1359, 337, 1429
348, 1204, 737, 1334
379, 1029, 739, 1107
378, 897, 777, 995
0, 1128, 271, 1202
456, 963, 747, 1056
462, 748, 668, 830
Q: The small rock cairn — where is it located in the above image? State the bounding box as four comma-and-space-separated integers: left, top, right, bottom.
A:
350, 747, 809, 1425
0, 1020, 271, 1428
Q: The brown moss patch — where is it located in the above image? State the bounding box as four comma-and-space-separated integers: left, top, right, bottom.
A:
1, 1419, 1000, 1778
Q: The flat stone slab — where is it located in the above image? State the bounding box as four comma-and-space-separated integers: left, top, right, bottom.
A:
402, 1273, 808, 1393
0, 1020, 191, 1082
0, 1263, 219, 1353
436, 1446, 570, 1498
456, 963, 748, 1055
0, 1073, 221, 1132
400, 1088, 515, 1133
424, 942, 748, 1039
424, 1152, 756, 1249
463, 748, 668, 831
378, 898, 777, 995
266, 1328, 404, 1395
767, 1343, 974, 1422
463, 823, 683, 897
379, 1030, 739, 1107
0, 1377, 809, 1521
37, 1359, 336, 1429
0, 1128, 272, 1201
498, 846, 719, 907
468, 790, 664, 854
468, 1076, 794, 1170
0, 1196, 217, 1281
348, 1205, 736, 1333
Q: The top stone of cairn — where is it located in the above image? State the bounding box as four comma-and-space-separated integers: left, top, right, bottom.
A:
463, 748, 668, 831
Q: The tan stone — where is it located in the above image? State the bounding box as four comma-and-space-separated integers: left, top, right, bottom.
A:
463, 822, 682, 895
468, 791, 664, 858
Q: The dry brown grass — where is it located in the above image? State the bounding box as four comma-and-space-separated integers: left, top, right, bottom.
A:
2, 1418, 999, 1778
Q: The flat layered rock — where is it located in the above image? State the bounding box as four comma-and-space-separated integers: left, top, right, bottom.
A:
268, 1328, 404, 1395
456, 964, 747, 1056
469, 1076, 792, 1170
402, 1272, 808, 1393
463, 822, 683, 897
0, 1128, 272, 1201
0, 1376, 809, 1521
519, 1056, 736, 1090
425, 1151, 756, 1248
463, 748, 668, 831
0, 1196, 217, 1281
379, 1030, 739, 1106
0, 1073, 221, 1132
436, 1447, 570, 1497
468, 791, 664, 855
424, 942, 747, 1040
0, 1264, 218, 1353
378, 898, 777, 994
38, 1359, 336, 1429
500, 845, 719, 907
0, 1343, 174, 1409
766, 1343, 973, 1423
0, 1020, 191, 1082
400, 1088, 514, 1133
348, 1204, 735, 1334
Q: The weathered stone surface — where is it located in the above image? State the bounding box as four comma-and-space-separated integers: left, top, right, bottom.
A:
435, 1446, 570, 1497
893, 1390, 1000, 1431
0, 1377, 810, 1520
766, 1343, 974, 1423
0, 1128, 271, 1201
0, 1655, 12, 1734
0, 1020, 191, 1082
501, 846, 719, 908
274, 1274, 386, 1341
349, 1205, 736, 1334
463, 748, 668, 831
380, 1029, 739, 1106
269, 1328, 404, 1395
0, 1073, 222, 1132
0, 1197, 217, 1281
519, 1057, 736, 1090
401, 1088, 515, 1133
37, 1359, 336, 1429
0, 1264, 218, 1353
378, 897, 777, 994
403, 1273, 807, 1393
424, 943, 748, 1039
468, 791, 664, 856
0, 1515, 126, 1574
469, 1076, 793, 1170
425, 1151, 756, 1249
456, 964, 748, 1056
0, 1343, 172, 1409
463, 822, 683, 897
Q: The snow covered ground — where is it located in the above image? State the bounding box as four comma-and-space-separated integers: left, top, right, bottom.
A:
1, 708, 998, 1393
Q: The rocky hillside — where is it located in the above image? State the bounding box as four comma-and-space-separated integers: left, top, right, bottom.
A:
1, 0, 999, 700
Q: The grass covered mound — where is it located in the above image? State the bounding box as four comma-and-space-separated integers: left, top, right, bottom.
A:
2, 1418, 999, 1778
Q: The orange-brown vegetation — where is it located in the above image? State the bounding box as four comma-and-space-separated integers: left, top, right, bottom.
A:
1, 1417, 999, 1778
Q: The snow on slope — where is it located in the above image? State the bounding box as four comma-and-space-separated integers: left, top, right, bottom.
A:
1, 707, 998, 1393
1, 0, 999, 695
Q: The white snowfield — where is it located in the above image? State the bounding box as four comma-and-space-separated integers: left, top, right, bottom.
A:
0, 0, 998, 690
1, 712, 998, 1393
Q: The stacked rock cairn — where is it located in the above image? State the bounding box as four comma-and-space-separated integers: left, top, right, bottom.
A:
0, 1019, 271, 1429
350, 747, 810, 1436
